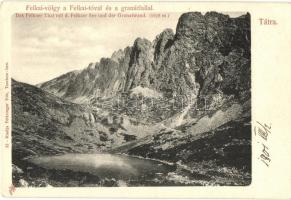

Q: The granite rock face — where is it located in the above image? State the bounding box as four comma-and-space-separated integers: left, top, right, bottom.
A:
124, 38, 154, 90
153, 12, 250, 101
38, 12, 250, 108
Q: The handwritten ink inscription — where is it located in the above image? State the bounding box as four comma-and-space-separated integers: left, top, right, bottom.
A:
254, 121, 272, 167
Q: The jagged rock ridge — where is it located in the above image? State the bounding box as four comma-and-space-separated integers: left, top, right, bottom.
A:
38, 12, 250, 108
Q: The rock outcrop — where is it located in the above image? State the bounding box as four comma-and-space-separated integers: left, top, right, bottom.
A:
38, 12, 250, 110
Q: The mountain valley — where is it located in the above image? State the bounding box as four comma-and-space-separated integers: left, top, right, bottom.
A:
12, 11, 251, 187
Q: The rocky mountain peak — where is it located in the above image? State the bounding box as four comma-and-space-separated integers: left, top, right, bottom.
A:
176, 12, 205, 40
133, 37, 152, 51
124, 38, 154, 90
153, 28, 174, 65
39, 12, 250, 115
111, 49, 125, 63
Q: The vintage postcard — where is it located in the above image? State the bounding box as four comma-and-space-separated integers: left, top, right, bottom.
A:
0, 1, 290, 198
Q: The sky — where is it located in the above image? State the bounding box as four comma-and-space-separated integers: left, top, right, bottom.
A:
12, 12, 245, 85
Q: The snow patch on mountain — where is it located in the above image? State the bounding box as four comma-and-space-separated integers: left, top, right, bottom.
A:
130, 86, 163, 98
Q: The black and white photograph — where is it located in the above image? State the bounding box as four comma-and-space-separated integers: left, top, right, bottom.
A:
11, 10, 251, 187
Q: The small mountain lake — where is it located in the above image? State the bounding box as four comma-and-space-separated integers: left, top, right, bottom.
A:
26, 154, 177, 186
